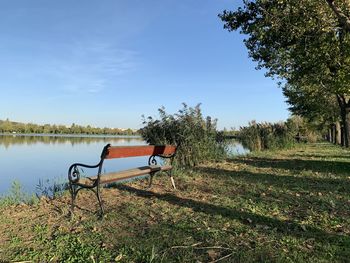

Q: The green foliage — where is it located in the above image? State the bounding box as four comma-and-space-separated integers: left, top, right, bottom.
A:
141, 104, 227, 167
286, 115, 323, 143
283, 83, 340, 125
36, 178, 68, 200
239, 121, 295, 151
46, 234, 112, 262
219, 0, 350, 146
219, 1, 350, 93
0, 181, 38, 206
10, 232, 114, 262
239, 117, 323, 152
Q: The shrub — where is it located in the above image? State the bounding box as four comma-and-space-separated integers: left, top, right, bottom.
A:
286, 115, 322, 143
238, 121, 262, 152
239, 121, 295, 151
141, 104, 227, 167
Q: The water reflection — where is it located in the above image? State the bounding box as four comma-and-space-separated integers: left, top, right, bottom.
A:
227, 140, 250, 156
0, 134, 141, 148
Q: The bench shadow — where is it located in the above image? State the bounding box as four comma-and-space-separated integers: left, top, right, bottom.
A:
115, 185, 349, 248
230, 157, 350, 176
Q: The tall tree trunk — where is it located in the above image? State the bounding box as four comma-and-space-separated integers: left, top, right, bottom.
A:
336, 95, 350, 147
331, 124, 336, 144
335, 121, 341, 145
328, 127, 333, 143
344, 106, 350, 147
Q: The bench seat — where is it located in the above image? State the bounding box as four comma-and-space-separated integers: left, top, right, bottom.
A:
77, 165, 172, 186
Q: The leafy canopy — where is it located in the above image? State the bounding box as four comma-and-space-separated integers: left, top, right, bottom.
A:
219, 0, 350, 95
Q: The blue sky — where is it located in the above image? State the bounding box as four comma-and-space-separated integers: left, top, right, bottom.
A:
0, 0, 289, 130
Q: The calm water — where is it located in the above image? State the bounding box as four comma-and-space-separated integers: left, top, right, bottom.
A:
0, 134, 248, 195
0, 134, 147, 195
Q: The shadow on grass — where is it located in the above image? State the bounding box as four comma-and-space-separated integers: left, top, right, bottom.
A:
115, 185, 349, 250
192, 168, 350, 220
230, 157, 350, 176
194, 166, 350, 195
291, 154, 350, 159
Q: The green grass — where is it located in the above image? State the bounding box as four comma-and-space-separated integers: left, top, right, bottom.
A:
0, 142, 349, 262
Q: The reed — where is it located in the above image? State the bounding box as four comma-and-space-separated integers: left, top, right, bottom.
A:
141, 104, 227, 167
239, 121, 295, 151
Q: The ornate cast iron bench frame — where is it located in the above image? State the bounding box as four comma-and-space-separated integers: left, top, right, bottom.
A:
68, 144, 177, 216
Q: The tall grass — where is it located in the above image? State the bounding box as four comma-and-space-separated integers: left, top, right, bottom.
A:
141, 104, 227, 167
286, 115, 322, 143
239, 121, 295, 151
36, 178, 67, 200
0, 181, 38, 206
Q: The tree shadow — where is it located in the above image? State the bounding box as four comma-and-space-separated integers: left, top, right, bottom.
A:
193, 166, 349, 223
115, 185, 349, 251
230, 157, 350, 176
291, 154, 350, 159
194, 166, 349, 195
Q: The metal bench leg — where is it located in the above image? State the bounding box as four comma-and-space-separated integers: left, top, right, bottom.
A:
96, 184, 104, 217
148, 174, 154, 189
170, 176, 176, 190
69, 183, 77, 216
168, 171, 176, 190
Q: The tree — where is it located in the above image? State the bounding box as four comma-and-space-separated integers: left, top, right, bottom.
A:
219, 0, 350, 146
283, 82, 342, 144
1, 118, 13, 132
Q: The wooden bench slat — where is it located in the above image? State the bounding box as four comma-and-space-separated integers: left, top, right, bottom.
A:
77, 165, 172, 186
105, 145, 176, 159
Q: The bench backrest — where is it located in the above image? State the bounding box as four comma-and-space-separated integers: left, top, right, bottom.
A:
103, 145, 177, 159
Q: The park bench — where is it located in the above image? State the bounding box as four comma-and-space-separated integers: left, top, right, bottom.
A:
68, 143, 177, 216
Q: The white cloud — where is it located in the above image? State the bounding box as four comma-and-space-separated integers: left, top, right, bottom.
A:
41, 41, 139, 94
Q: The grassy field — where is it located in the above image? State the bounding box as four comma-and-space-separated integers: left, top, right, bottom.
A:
0, 143, 349, 262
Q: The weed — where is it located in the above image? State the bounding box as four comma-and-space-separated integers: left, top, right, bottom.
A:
0, 180, 38, 206
36, 178, 68, 199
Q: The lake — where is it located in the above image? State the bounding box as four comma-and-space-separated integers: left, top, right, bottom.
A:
0, 134, 248, 195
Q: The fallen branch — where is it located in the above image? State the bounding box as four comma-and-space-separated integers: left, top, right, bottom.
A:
171, 243, 232, 251
209, 252, 234, 263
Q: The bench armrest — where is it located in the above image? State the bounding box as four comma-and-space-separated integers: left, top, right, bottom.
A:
68, 161, 102, 183
148, 152, 176, 166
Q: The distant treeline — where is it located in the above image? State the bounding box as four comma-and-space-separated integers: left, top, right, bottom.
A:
0, 119, 139, 135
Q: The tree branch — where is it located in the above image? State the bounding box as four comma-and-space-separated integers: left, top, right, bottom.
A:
325, 0, 350, 32
336, 93, 346, 106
